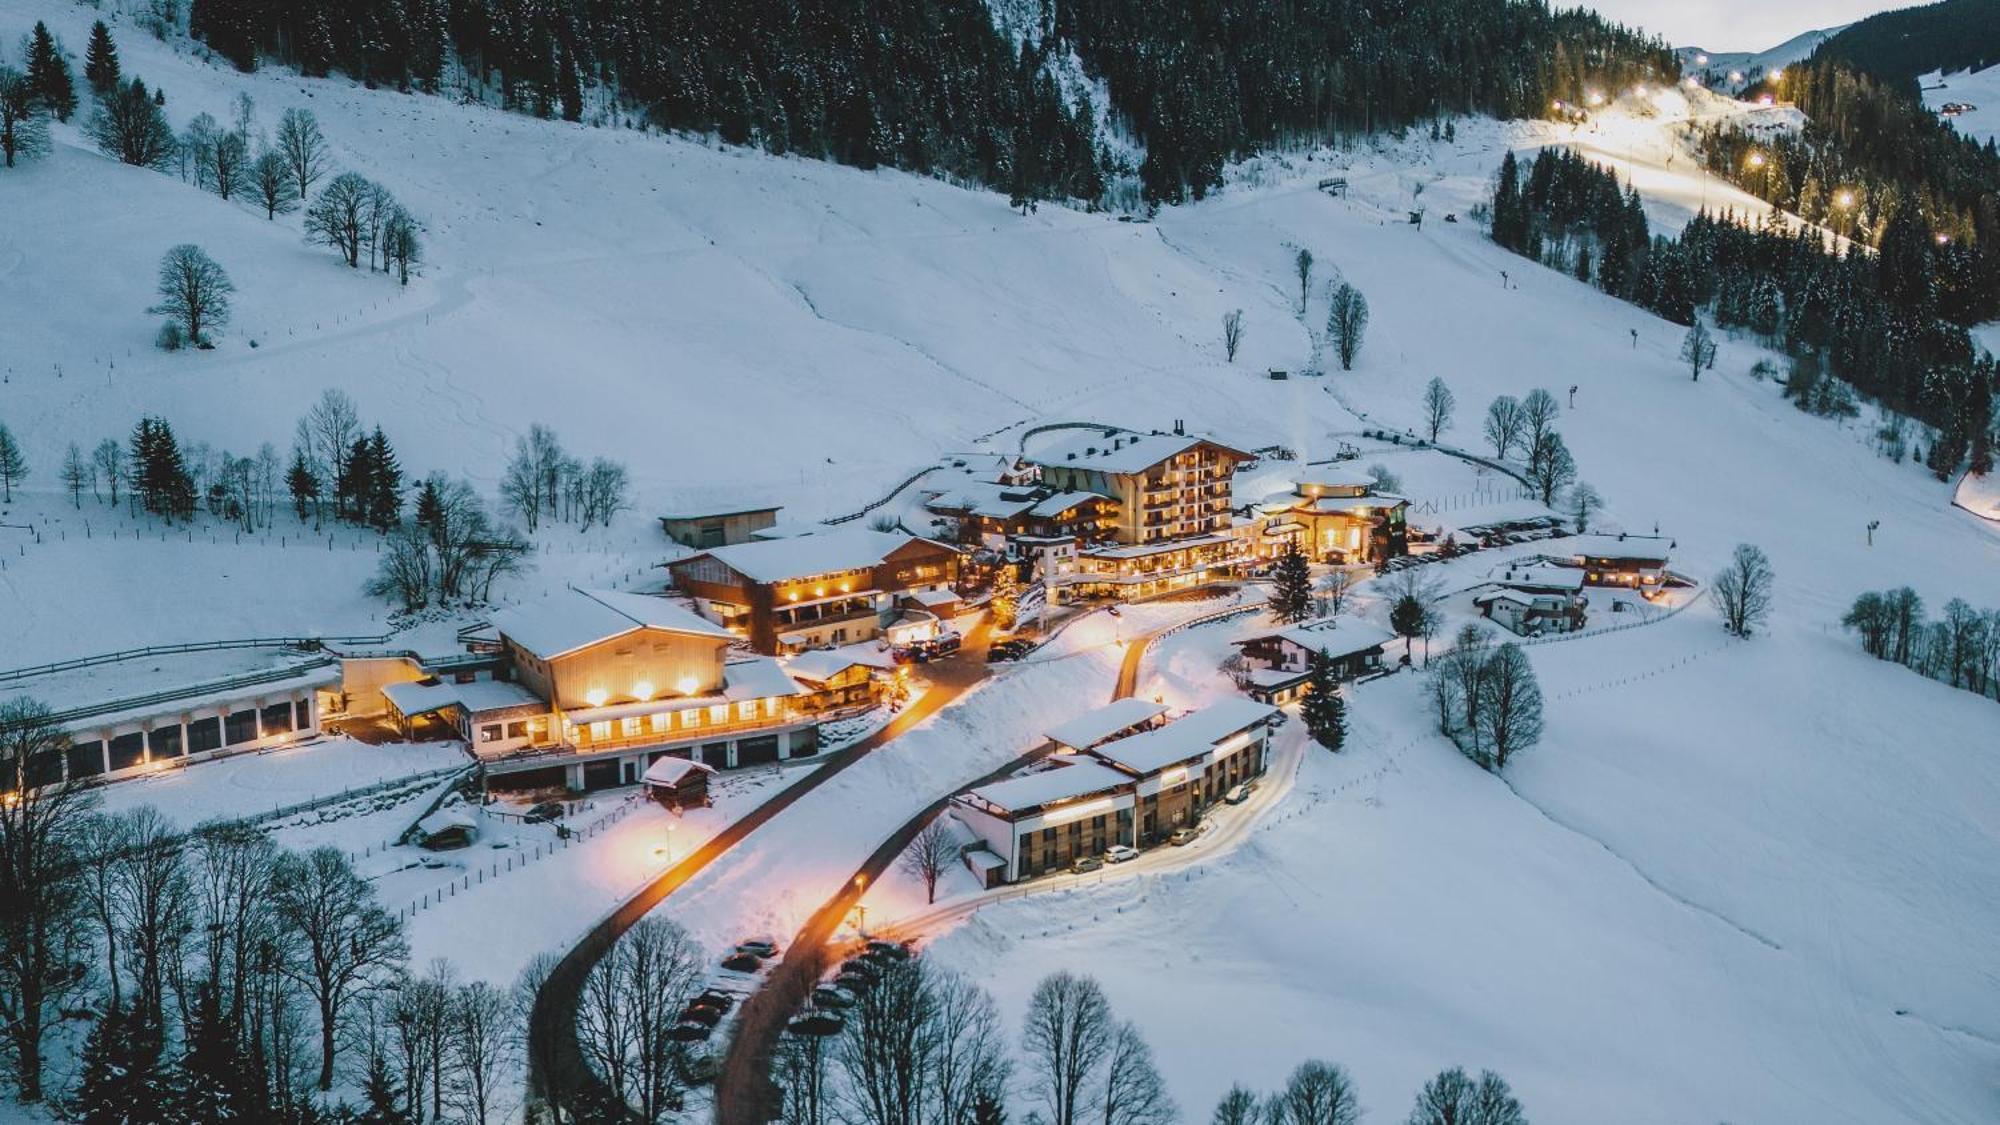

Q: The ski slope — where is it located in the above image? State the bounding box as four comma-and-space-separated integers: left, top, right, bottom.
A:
1, 5, 1998, 1123
1924, 66, 2000, 147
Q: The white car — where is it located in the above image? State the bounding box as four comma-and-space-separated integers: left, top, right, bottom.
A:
1104, 845, 1140, 864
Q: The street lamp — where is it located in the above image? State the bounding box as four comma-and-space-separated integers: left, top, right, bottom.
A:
852, 874, 869, 936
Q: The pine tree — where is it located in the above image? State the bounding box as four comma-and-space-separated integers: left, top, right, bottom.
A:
73, 1005, 169, 1125
0, 422, 25, 502
1269, 540, 1314, 622
170, 984, 253, 1124
354, 1051, 410, 1125
365, 428, 402, 530
337, 435, 372, 524
1299, 650, 1347, 751
85, 21, 120, 96
413, 477, 444, 545
287, 449, 320, 522
25, 23, 77, 123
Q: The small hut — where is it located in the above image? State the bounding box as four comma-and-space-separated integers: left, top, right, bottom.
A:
643, 755, 717, 811
416, 806, 480, 850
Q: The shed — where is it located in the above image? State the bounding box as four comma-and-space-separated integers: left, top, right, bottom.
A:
643, 754, 717, 810
416, 806, 479, 850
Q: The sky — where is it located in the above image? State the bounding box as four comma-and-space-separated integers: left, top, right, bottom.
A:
1581, 0, 1907, 53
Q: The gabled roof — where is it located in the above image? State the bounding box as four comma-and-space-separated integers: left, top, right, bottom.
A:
1235, 618, 1398, 659
1488, 565, 1587, 592
1567, 533, 1672, 562
658, 504, 781, 521
1027, 428, 1251, 476
643, 755, 716, 787
674, 527, 957, 585
781, 649, 878, 685
1087, 698, 1279, 775
492, 588, 734, 661
382, 678, 544, 718
1044, 698, 1169, 751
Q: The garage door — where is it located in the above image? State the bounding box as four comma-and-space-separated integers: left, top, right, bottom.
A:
737, 736, 781, 767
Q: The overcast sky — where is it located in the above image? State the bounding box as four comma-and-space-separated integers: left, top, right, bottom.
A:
1581, 0, 1907, 53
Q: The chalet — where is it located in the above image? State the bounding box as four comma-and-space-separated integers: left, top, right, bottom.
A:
642, 755, 716, 810
1064, 533, 1250, 602
1245, 470, 1409, 564
781, 649, 890, 715
1473, 566, 1588, 636
922, 479, 1119, 549
950, 698, 1277, 883
665, 528, 962, 654
482, 587, 818, 789
1231, 618, 1396, 703
1564, 533, 1673, 592
382, 678, 548, 754
415, 806, 480, 850
1026, 426, 1253, 546
659, 504, 783, 549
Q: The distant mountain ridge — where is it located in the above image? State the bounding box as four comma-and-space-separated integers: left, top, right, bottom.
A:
1676, 25, 1848, 91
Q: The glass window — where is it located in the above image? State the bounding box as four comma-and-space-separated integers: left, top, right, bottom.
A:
187, 717, 222, 754
225, 709, 260, 745
736, 700, 757, 721
480, 724, 503, 743
708, 704, 727, 724
148, 725, 183, 759
108, 732, 145, 772
650, 712, 671, 734
261, 703, 294, 735
589, 720, 611, 742
66, 741, 104, 778
294, 699, 312, 729
506, 721, 528, 739
621, 716, 642, 738
681, 708, 701, 729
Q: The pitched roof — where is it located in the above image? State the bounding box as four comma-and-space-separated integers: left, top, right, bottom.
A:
643, 755, 716, 787
781, 649, 877, 684
678, 527, 956, 585
1044, 698, 1170, 751
962, 759, 1133, 814
1566, 533, 1673, 561
1086, 698, 1279, 775
381, 678, 544, 718
492, 587, 733, 660
1236, 618, 1398, 659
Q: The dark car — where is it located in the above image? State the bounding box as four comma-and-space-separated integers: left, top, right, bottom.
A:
721, 952, 763, 973
667, 1023, 713, 1042
695, 988, 737, 1012
678, 1004, 723, 1027
865, 939, 912, 961
987, 639, 1035, 662
735, 939, 779, 959
812, 985, 856, 1010
788, 1012, 844, 1037
840, 958, 882, 982
523, 801, 565, 823
833, 971, 874, 993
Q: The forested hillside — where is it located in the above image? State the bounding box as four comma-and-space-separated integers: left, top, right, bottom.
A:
1814, 0, 2000, 82
180, 0, 1673, 207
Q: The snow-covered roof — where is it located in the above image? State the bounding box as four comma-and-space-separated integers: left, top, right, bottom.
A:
1237, 619, 1398, 659
493, 587, 733, 660
686, 527, 955, 584
962, 759, 1133, 814
1084, 533, 1235, 560
1295, 467, 1378, 491
382, 678, 544, 717
1028, 428, 1249, 476
1298, 494, 1405, 516
1087, 698, 1279, 775
1044, 698, 1170, 751
1567, 533, 1672, 562
904, 587, 960, 609
781, 649, 878, 684
1489, 565, 1587, 592
1028, 490, 1112, 518
643, 755, 716, 787
658, 503, 781, 521
722, 656, 806, 700
417, 806, 478, 838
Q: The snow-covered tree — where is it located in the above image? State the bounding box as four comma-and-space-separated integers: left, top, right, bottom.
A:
0, 67, 51, 169
1680, 320, 1717, 381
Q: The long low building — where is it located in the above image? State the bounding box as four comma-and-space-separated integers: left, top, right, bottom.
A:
952, 697, 1279, 883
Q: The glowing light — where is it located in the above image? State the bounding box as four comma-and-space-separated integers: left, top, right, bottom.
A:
1835, 190, 1855, 208
1040, 797, 1119, 827
1728, 70, 1743, 83
1746, 152, 1766, 168
631, 680, 656, 702
676, 675, 700, 696
1158, 766, 1189, 788
1769, 67, 1784, 82
1550, 99, 1564, 111
1937, 233, 1952, 245
584, 688, 609, 707
1695, 53, 1709, 64
1585, 90, 1604, 107
1757, 94, 1774, 107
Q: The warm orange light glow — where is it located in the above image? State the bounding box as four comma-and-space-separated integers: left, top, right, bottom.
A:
632, 680, 656, 701
676, 676, 700, 696
585, 688, 609, 707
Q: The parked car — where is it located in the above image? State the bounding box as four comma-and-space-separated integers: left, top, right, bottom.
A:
788, 1012, 844, 1037
1167, 827, 1199, 847
866, 939, 913, 961
1224, 784, 1251, 805
695, 989, 737, 1012
735, 938, 779, 959
667, 1023, 713, 1043
678, 1005, 723, 1027
812, 985, 856, 1010
833, 971, 874, 993
1070, 854, 1104, 874
987, 639, 1034, 662
720, 952, 762, 973
523, 801, 566, 823
1104, 845, 1139, 864
839, 958, 882, 983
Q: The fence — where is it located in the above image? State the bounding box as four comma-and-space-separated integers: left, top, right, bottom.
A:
393, 792, 648, 922
0, 634, 397, 684
14, 657, 339, 734
824, 464, 944, 526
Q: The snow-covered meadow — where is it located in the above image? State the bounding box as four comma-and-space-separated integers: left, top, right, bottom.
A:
0, 4, 1997, 1121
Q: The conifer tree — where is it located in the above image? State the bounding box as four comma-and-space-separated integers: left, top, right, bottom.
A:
89, 77, 176, 168
287, 448, 321, 523
0, 66, 51, 169
25, 23, 76, 123
1269, 540, 1314, 623
365, 428, 402, 531
84, 21, 120, 96
0, 422, 24, 502
1300, 650, 1347, 751
73, 1005, 168, 1125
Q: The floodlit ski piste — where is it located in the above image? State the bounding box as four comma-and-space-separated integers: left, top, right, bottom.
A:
0, 2, 1997, 1124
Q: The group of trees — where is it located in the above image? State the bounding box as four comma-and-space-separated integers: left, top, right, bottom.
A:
0, 698, 436, 1117
1490, 141, 1997, 480
1427, 624, 1544, 771
498, 424, 632, 533
1212, 1061, 1527, 1125
1842, 585, 2000, 702
370, 475, 531, 614
1473, 386, 1578, 507
0, 21, 77, 169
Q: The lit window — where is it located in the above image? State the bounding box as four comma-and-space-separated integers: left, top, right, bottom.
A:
650, 712, 672, 733
709, 704, 728, 724
588, 720, 611, 742
737, 700, 757, 721
621, 717, 642, 738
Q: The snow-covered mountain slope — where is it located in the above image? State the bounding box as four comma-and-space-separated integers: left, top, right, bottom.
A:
3, 8, 1999, 1122
1923, 64, 2000, 146
1679, 24, 1848, 87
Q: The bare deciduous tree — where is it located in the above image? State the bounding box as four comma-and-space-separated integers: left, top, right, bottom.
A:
1270, 1059, 1361, 1125
306, 172, 373, 269
1326, 283, 1368, 371
276, 107, 328, 203
1482, 395, 1524, 459
1475, 643, 1541, 771
1567, 481, 1602, 532
576, 916, 704, 1122
1519, 388, 1559, 454
251, 147, 299, 219
1211, 1085, 1260, 1125
1422, 377, 1455, 441
92, 438, 125, 505
1294, 248, 1314, 313
1712, 542, 1774, 638
60, 443, 89, 508
271, 846, 409, 1090
1100, 1020, 1174, 1125
1222, 309, 1245, 362
1022, 971, 1115, 1125
148, 244, 233, 347
899, 819, 954, 905
1525, 429, 1575, 505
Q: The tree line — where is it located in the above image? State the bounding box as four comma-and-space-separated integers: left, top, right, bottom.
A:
1488, 149, 1996, 481
766, 958, 1532, 1125
0, 696, 560, 1122
1843, 584, 2000, 702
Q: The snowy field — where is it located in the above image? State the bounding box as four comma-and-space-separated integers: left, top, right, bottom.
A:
91, 734, 466, 826
1924, 66, 2000, 147
2, 4, 1998, 1121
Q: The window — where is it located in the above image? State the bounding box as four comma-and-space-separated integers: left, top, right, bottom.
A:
506, 721, 528, 739
261, 703, 294, 735
148, 725, 183, 759
589, 720, 611, 743
708, 704, 727, 724
650, 712, 672, 734
480, 724, 503, 743
736, 700, 758, 722
621, 716, 642, 739
225, 709, 260, 745
682, 708, 701, 729
67, 741, 104, 778
294, 699, 313, 729
108, 732, 145, 772
187, 717, 222, 754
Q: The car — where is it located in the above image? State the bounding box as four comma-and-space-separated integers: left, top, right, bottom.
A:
840, 958, 882, 982
695, 989, 737, 1012
929, 633, 962, 657
667, 1022, 713, 1042
833, 971, 874, 993
1167, 827, 1199, 847
1070, 854, 1104, 874
678, 1004, 723, 1027
720, 952, 762, 973
865, 939, 912, 961
812, 985, 857, 1010
1103, 845, 1139, 864
735, 938, 779, 959
788, 1012, 844, 1037
523, 801, 565, 823
1223, 784, 1251, 805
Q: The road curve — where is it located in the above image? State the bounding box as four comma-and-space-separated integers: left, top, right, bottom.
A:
713, 595, 1251, 1123
524, 621, 992, 1121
